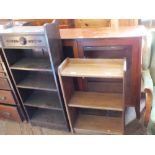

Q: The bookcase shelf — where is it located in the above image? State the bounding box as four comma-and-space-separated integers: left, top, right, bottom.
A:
2, 21, 69, 130
74, 114, 123, 134
58, 58, 126, 134
10, 58, 52, 72
68, 91, 123, 111
59, 58, 125, 78
27, 107, 67, 130
22, 90, 62, 110
14, 71, 57, 91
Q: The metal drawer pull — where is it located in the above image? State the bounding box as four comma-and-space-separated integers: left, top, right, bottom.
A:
0, 96, 6, 100
1, 112, 11, 117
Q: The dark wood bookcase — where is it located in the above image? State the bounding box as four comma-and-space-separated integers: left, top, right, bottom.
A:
1, 21, 69, 130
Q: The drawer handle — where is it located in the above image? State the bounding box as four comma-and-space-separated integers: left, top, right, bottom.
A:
1, 111, 11, 117
0, 96, 6, 100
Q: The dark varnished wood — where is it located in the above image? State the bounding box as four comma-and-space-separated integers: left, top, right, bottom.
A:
23, 90, 62, 110
1, 21, 69, 130
61, 27, 144, 118
27, 107, 67, 130
10, 58, 51, 72
0, 49, 24, 121
0, 78, 11, 90
15, 71, 57, 91
0, 104, 21, 122
0, 90, 15, 105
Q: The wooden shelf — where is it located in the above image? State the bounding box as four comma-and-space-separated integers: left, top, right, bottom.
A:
74, 114, 123, 134
10, 58, 52, 72
24, 91, 61, 110
29, 108, 66, 129
59, 58, 125, 78
16, 73, 57, 91
68, 91, 123, 111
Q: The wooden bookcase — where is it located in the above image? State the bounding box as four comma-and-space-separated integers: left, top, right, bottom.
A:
61, 26, 145, 119
1, 21, 69, 130
58, 58, 126, 134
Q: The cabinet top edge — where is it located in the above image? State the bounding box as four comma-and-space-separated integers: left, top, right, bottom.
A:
60, 26, 147, 39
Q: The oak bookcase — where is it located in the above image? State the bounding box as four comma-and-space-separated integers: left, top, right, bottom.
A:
58, 58, 126, 134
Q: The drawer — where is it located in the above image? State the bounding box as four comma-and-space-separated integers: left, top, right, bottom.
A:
0, 105, 21, 122
0, 78, 11, 90
0, 55, 2, 62
0, 72, 6, 78
0, 62, 6, 73
0, 90, 15, 105
0, 63, 4, 72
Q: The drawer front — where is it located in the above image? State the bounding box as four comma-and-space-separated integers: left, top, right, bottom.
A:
0, 62, 6, 73
0, 90, 15, 105
2, 35, 46, 47
0, 72, 6, 78
0, 55, 2, 62
0, 63, 4, 72
0, 105, 21, 122
0, 78, 11, 90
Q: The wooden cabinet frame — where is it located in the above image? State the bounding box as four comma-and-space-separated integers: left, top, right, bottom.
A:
62, 36, 142, 119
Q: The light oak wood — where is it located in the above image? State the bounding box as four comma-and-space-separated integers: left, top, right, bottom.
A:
58, 57, 126, 134
74, 114, 123, 134
74, 19, 111, 28
144, 88, 152, 126
68, 91, 123, 111
59, 58, 125, 78
60, 26, 147, 39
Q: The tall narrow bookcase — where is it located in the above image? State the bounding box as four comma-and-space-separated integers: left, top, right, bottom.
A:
58, 58, 126, 134
1, 21, 69, 130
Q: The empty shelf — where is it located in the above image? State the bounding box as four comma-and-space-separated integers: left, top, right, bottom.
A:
68, 91, 123, 111
10, 58, 52, 72
30, 109, 66, 129
16, 72, 57, 91
24, 91, 61, 110
59, 58, 125, 78
74, 114, 123, 134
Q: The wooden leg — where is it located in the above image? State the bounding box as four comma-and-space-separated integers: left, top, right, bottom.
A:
135, 106, 140, 119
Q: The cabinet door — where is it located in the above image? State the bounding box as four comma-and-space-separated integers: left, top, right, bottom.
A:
77, 38, 142, 108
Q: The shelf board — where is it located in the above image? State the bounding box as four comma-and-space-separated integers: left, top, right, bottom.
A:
68, 91, 123, 111
16, 73, 57, 91
30, 109, 66, 129
59, 58, 125, 78
10, 58, 52, 72
24, 91, 62, 110
74, 114, 123, 134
